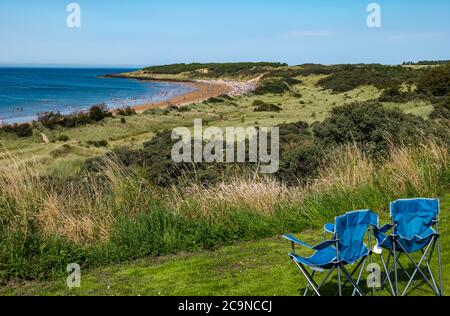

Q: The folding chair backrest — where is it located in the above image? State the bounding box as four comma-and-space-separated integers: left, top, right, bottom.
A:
334, 210, 377, 264
390, 198, 439, 239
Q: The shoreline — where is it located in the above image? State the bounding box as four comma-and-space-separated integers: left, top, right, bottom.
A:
104, 73, 258, 112
1, 75, 258, 126
132, 80, 231, 112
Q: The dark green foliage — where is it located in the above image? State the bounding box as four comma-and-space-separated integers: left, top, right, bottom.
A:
62, 111, 91, 128
417, 65, 450, 97
87, 140, 108, 148
89, 104, 110, 122
253, 80, 291, 95
37, 104, 111, 129
57, 134, 69, 142
116, 106, 136, 116
252, 100, 282, 112
1, 122, 33, 137
282, 77, 302, 85
318, 64, 421, 93
430, 96, 450, 122
313, 101, 437, 156
403, 60, 450, 66
37, 112, 65, 129
378, 86, 424, 103
143, 62, 287, 77
277, 144, 324, 185
264, 64, 339, 78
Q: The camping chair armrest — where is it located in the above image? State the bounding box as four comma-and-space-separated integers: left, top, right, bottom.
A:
283, 234, 338, 251
283, 234, 314, 249
374, 223, 394, 234
313, 239, 338, 250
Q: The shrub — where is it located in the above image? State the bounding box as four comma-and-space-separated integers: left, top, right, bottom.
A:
37, 112, 64, 129
62, 111, 91, 128
116, 106, 136, 116
277, 143, 324, 185
58, 134, 70, 142
283, 77, 302, 85
252, 100, 282, 112
318, 64, 420, 93
253, 80, 291, 95
143, 62, 287, 76
87, 140, 108, 148
430, 96, 450, 122
417, 64, 450, 96
1, 123, 33, 137
313, 101, 438, 156
89, 104, 110, 122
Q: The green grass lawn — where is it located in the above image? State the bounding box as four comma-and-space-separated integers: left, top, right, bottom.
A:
2, 194, 448, 296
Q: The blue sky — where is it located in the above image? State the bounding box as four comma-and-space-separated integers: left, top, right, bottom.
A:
0, 0, 449, 67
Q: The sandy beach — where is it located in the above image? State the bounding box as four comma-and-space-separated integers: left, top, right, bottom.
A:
131, 77, 260, 112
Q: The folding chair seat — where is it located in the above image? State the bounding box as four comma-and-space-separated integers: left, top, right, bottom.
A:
372, 198, 444, 296
284, 210, 378, 296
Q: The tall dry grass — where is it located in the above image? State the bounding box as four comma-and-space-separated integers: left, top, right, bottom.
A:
1, 141, 448, 245
0, 141, 448, 281
0, 153, 150, 245
172, 141, 448, 220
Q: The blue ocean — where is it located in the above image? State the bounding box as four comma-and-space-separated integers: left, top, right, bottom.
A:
0, 68, 194, 124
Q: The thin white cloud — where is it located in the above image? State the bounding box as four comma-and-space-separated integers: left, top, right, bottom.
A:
281, 30, 335, 39
387, 32, 447, 40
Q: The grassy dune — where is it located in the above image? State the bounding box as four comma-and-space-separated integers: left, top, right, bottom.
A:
0, 63, 448, 295
0, 73, 434, 176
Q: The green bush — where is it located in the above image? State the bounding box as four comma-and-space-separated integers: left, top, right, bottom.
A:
58, 134, 70, 142
313, 101, 439, 156
37, 112, 64, 129
417, 64, 450, 97
253, 80, 291, 95
89, 104, 111, 122
277, 143, 324, 185
116, 106, 136, 116
318, 64, 421, 93
252, 100, 282, 112
87, 139, 108, 148
143, 62, 287, 76
430, 96, 450, 122
1, 123, 33, 137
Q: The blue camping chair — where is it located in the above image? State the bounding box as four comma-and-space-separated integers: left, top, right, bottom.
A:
372, 198, 444, 296
284, 210, 378, 296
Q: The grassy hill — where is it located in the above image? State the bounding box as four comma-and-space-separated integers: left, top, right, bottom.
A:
0, 62, 449, 295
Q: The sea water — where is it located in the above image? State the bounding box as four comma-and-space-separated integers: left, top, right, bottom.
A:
0, 68, 194, 124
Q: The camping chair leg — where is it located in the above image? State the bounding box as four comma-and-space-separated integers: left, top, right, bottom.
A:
304, 271, 316, 296
422, 245, 440, 296
436, 224, 444, 296
337, 266, 342, 296
396, 259, 416, 287
382, 250, 392, 287
293, 260, 321, 296
334, 256, 366, 296
341, 265, 364, 296
352, 257, 368, 296
312, 267, 336, 297
399, 239, 438, 296
393, 239, 399, 296
368, 228, 375, 297
380, 252, 396, 296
